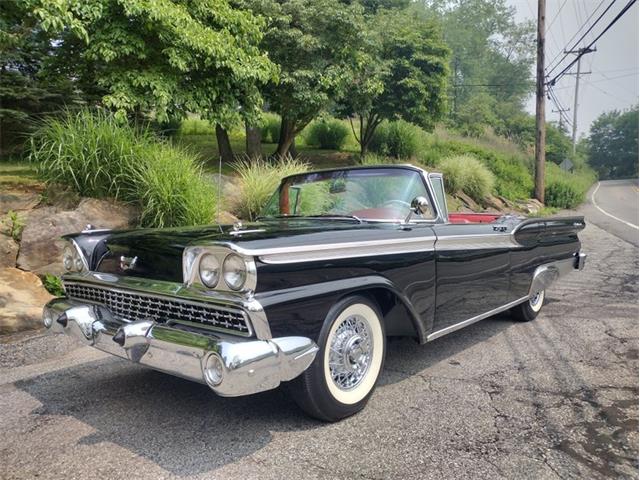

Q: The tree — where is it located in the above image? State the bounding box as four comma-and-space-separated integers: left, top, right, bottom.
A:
588, 106, 639, 179
339, 7, 450, 157
0, 1, 84, 157
23, 0, 278, 163
245, 0, 366, 157
429, 0, 535, 131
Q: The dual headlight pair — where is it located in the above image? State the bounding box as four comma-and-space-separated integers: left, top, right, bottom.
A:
199, 252, 248, 291
62, 243, 87, 273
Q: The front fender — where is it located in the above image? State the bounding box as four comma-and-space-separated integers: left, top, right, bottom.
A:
255, 275, 427, 343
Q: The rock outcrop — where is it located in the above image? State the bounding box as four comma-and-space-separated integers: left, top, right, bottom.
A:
0, 268, 53, 334
16, 198, 138, 274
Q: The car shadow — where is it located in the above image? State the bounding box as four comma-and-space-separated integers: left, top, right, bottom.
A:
15, 312, 517, 476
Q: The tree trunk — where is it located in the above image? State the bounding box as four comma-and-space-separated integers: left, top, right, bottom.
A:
245, 122, 262, 159
275, 116, 296, 158
288, 137, 298, 158
215, 124, 234, 164
359, 113, 381, 159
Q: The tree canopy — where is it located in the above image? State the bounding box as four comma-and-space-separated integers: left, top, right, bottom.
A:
338, 6, 450, 156
12, 0, 277, 128
244, 0, 367, 156
587, 106, 639, 179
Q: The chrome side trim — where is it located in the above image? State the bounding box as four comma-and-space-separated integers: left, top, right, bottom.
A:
43, 298, 316, 397
258, 236, 437, 264
427, 296, 529, 342
435, 233, 520, 251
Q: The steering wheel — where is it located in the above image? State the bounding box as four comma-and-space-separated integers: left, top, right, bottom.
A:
382, 199, 411, 209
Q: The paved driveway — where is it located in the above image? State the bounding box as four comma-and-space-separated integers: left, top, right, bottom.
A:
0, 195, 637, 479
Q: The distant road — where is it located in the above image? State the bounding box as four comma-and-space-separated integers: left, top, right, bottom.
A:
580, 179, 639, 246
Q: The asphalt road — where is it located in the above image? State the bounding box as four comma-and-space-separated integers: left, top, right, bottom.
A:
1, 181, 638, 480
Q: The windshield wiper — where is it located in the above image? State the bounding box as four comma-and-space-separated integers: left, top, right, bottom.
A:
257, 214, 364, 224
300, 214, 364, 224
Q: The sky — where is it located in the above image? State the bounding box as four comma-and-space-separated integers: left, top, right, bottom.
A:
506, 0, 639, 139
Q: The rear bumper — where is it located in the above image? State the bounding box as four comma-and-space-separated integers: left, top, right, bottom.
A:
528, 251, 587, 296
43, 298, 318, 397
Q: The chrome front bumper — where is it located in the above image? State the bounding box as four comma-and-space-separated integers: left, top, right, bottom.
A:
43, 298, 318, 397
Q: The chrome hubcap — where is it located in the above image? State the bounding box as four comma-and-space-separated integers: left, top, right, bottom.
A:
328, 315, 372, 391
530, 291, 543, 308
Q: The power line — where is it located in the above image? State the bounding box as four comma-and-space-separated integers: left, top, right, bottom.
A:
546, 0, 618, 77
545, 0, 608, 74
546, 0, 616, 75
545, 0, 568, 33
548, 87, 574, 128
546, 0, 638, 86
552, 71, 639, 89
584, 80, 635, 103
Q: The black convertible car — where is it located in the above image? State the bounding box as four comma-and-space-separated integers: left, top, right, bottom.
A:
43, 165, 586, 421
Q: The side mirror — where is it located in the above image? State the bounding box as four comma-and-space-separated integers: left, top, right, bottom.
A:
404, 196, 430, 224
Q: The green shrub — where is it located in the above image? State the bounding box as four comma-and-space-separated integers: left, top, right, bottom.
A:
306, 118, 350, 150
260, 112, 281, 144
437, 154, 495, 202
419, 137, 533, 200
42, 274, 64, 296
178, 117, 214, 136
369, 120, 420, 159
544, 162, 596, 209
29, 109, 216, 228
230, 156, 309, 220
359, 153, 396, 165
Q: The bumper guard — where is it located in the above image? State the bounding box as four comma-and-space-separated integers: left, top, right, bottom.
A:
43, 298, 318, 397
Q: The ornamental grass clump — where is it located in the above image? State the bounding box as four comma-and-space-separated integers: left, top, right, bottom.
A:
29, 109, 217, 228
231, 156, 310, 221
437, 154, 495, 203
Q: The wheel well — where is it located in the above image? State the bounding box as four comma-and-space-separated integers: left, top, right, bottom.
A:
353, 288, 419, 339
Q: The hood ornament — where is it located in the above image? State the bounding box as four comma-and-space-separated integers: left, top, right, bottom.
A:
232, 221, 244, 232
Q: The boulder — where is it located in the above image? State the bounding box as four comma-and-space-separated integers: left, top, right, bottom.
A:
17, 198, 139, 274
484, 195, 506, 211
0, 234, 19, 268
0, 189, 41, 215
516, 198, 544, 215
0, 268, 53, 334
455, 191, 480, 212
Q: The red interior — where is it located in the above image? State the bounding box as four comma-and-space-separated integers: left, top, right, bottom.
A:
448, 212, 501, 224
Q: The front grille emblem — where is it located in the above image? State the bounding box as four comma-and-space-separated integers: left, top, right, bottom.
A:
119, 256, 138, 271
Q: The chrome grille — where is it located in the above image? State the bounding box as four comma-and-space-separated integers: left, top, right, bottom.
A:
64, 282, 251, 335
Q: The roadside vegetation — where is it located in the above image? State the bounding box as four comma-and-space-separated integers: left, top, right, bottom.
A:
3, 0, 630, 224
29, 110, 217, 228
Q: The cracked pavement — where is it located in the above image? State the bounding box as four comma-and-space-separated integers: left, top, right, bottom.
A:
0, 189, 638, 479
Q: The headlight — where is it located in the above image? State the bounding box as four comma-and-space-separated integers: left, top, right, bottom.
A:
62, 246, 75, 271
62, 243, 86, 272
199, 253, 220, 288
223, 253, 247, 291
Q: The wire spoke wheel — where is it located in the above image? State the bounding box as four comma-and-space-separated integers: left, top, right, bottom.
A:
328, 314, 373, 391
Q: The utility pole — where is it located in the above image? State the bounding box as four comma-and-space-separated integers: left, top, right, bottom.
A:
565, 47, 596, 153
534, 0, 546, 203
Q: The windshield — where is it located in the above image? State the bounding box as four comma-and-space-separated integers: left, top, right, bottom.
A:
261, 168, 435, 222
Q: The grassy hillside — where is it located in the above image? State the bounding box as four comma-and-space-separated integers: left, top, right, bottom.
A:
175, 115, 596, 211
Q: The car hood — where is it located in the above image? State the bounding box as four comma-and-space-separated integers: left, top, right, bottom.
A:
94, 219, 405, 282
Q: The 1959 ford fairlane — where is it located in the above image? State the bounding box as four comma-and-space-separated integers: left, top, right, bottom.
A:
43, 165, 586, 421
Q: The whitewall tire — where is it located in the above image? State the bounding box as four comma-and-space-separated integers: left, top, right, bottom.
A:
510, 289, 545, 322
287, 295, 386, 422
